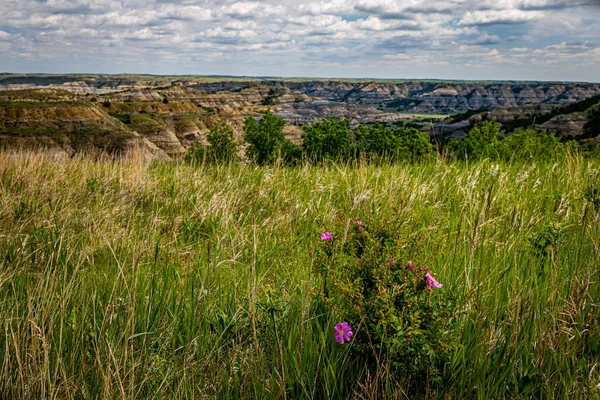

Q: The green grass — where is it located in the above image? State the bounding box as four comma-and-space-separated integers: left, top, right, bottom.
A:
0, 153, 598, 399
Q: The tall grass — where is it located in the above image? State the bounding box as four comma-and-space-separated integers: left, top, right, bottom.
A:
0, 152, 598, 399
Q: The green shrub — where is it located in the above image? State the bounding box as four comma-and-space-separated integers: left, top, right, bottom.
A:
206, 121, 239, 162
313, 217, 464, 393
185, 120, 239, 164
394, 127, 436, 161
243, 109, 290, 165
500, 129, 564, 161
447, 121, 578, 162
302, 118, 353, 162
280, 140, 303, 166
447, 120, 501, 161
354, 123, 435, 162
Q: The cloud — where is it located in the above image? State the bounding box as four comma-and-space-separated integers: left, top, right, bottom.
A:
458, 9, 543, 26
517, 0, 599, 10
472, 32, 503, 45
0, 0, 598, 81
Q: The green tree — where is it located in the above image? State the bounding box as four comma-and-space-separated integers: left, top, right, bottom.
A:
185, 120, 239, 164
395, 127, 436, 161
447, 120, 501, 161
354, 123, 434, 162
500, 129, 564, 161
206, 120, 239, 162
301, 118, 352, 162
243, 109, 288, 165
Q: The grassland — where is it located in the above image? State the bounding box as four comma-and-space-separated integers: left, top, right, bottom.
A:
0, 152, 598, 399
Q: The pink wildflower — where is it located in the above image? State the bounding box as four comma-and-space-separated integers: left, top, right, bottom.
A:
321, 232, 332, 241
406, 261, 414, 271
425, 272, 442, 289
389, 257, 395, 266
356, 221, 364, 227
334, 322, 353, 344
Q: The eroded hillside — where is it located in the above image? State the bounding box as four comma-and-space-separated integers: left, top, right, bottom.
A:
1, 74, 600, 158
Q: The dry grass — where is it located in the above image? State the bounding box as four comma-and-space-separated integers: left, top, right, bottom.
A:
0, 151, 598, 399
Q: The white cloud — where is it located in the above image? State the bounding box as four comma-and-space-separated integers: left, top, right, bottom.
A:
458, 9, 543, 26
0, 0, 598, 81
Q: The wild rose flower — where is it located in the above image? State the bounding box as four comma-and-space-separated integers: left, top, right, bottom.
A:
425, 272, 442, 289
321, 232, 332, 241
406, 261, 414, 271
334, 322, 353, 344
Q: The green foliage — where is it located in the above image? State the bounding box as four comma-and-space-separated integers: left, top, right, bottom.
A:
447, 121, 581, 162
314, 217, 463, 392
528, 221, 566, 260
500, 129, 565, 161
206, 121, 239, 162
280, 140, 303, 166
185, 121, 239, 164
112, 113, 132, 124
12, 199, 34, 220
447, 120, 501, 161
243, 109, 290, 165
583, 180, 600, 212
179, 216, 218, 243
302, 118, 353, 162
355, 123, 435, 161
86, 177, 99, 193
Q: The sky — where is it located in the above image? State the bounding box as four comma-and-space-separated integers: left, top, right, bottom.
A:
0, 0, 599, 81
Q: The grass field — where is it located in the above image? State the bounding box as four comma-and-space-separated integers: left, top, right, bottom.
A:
0, 152, 599, 399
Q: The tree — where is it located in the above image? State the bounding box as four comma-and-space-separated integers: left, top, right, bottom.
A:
302, 118, 353, 162
395, 127, 435, 161
243, 109, 288, 165
447, 120, 501, 161
354, 123, 434, 162
500, 129, 563, 161
185, 120, 239, 164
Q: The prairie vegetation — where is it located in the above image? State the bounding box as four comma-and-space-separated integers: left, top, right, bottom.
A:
0, 150, 599, 399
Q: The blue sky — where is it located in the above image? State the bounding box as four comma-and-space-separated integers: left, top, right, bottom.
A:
0, 0, 599, 81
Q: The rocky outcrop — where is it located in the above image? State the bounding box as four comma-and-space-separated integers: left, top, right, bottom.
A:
191, 80, 600, 114
540, 113, 590, 139
143, 129, 187, 156
275, 100, 408, 127
0, 97, 170, 159
4, 75, 600, 115
431, 94, 600, 143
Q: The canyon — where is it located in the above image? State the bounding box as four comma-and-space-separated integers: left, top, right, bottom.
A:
1, 74, 599, 158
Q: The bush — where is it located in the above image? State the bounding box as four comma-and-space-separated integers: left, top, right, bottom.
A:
354, 123, 435, 162
446, 121, 577, 162
185, 120, 239, 164
447, 120, 501, 161
313, 217, 464, 393
302, 118, 353, 162
280, 140, 303, 166
243, 109, 292, 165
500, 129, 564, 161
